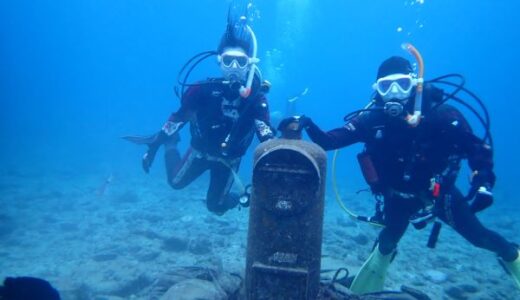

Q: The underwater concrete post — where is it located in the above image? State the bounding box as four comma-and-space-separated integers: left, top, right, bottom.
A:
245, 134, 327, 300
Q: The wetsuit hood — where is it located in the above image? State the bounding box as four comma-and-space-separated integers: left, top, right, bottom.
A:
377, 56, 414, 79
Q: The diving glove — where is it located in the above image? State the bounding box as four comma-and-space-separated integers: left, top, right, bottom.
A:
142, 131, 167, 173
470, 186, 494, 213
467, 169, 496, 212
142, 120, 184, 173
278, 115, 312, 140
278, 115, 311, 132
469, 169, 496, 190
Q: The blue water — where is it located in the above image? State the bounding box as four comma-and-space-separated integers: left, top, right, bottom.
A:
1, 0, 520, 298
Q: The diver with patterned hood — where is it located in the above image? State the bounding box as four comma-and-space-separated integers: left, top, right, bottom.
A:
125, 9, 274, 215
281, 50, 520, 292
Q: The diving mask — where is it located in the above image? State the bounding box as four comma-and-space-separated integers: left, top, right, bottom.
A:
374, 73, 417, 101
218, 49, 258, 82
220, 51, 250, 68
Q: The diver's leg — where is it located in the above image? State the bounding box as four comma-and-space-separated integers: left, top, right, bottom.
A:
164, 134, 181, 183
205, 158, 241, 215
378, 195, 421, 254
168, 148, 208, 190
438, 188, 517, 259
438, 187, 520, 288
350, 195, 420, 294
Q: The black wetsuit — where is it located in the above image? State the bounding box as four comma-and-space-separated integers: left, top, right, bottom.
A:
164, 78, 273, 214
305, 87, 518, 261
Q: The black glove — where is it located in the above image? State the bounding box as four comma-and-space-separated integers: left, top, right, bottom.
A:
277, 115, 312, 132
470, 186, 494, 213
142, 131, 169, 173
467, 169, 496, 212
470, 169, 496, 189
142, 149, 156, 174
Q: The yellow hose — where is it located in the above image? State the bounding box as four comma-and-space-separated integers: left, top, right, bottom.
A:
332, 150, 360, 220
332, 150, 385, 227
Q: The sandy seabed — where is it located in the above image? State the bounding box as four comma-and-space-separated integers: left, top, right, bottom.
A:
0, 168, 518, 299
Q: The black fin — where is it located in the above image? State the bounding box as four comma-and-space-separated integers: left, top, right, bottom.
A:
121, 134, 158, 145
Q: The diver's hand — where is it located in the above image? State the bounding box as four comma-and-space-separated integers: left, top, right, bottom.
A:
470, 186, 494, 213
142, 151, 155, 174
141, 131, 169, 174
467, 169, 496, 211
278, 115, 312, 132
470, 169, 496, 190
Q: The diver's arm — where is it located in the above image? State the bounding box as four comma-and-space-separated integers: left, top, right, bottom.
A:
142, 86, 199, 173
436, 105, 494, 179
254, 95, 275, 142
437, 104, 495, 210
162, 85, 201, 136
458, 123, 495, 211
305, 118, 363, 150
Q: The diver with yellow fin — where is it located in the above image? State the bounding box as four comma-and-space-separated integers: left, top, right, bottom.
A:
282, 44, 520, 293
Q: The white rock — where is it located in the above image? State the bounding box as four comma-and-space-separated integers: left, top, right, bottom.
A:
160, 279, 226, 300
424, 269, 448, 283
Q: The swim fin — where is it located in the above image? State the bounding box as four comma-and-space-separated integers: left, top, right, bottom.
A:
503, 249, 520, 289
349, 245, 394, 294
123, 132, 179, 173
122, 133, 163, 145
123, 131, 180, 145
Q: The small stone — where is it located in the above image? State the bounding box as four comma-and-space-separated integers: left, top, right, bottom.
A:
162, 236, 188, 252
133, 229, 162, 240
92, 253, 118, 262
113, 274, 152, 298
160, 279, 226, 300
459, 283, 479, 293
352, 233, 370, 246
424, 269, 448, 283
445, 286, 466, 300
181, 216, 193, 222
189, 238, 213, 255
217, 226, 237, 235
136, 251, 160, 262
214, 272, 241, 295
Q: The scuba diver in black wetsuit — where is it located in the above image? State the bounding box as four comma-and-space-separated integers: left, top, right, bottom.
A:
125, 11, 274, 216
281, 47, 520, 293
